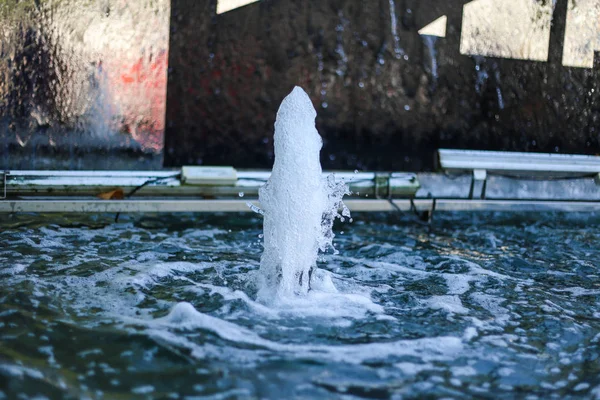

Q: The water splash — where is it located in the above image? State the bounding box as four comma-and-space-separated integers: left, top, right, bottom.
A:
316, 31, 328, 108
474, 57, 505, 110
495, 86, 505, 110
492, 63, 505, 110
335, 11, 349, 77
87, 61, 117, 142
422, 36, 439, 88
376, 44, 387, 76
388, 0, 404, 59
257, 87, 349, 303
474, 56, 489, 94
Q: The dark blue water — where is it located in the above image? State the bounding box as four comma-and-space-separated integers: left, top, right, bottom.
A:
0, 212, 599, 399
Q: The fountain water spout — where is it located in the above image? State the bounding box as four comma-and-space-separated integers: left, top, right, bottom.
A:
256, 87, 349, 303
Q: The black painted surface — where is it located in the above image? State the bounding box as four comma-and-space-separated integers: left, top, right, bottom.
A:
164, 0, 600, 171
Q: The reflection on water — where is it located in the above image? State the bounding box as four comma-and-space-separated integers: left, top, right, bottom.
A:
0, 212, 599, 398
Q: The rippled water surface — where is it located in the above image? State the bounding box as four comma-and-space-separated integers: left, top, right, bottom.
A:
1, 212, 599, 399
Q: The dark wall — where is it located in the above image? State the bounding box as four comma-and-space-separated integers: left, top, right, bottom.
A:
164, 0, 600, 171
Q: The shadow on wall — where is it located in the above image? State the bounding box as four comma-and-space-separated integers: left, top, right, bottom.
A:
0, 0, 170, 170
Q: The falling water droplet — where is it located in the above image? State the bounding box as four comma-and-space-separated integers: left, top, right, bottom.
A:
388, 0, 404, 59
423, 36, 439, 86
238, 192, 244, 197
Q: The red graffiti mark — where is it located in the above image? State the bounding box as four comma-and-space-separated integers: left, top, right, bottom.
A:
104, 50, 169, 152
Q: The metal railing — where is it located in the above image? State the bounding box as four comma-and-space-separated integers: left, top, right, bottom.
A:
2, 150, 600, 214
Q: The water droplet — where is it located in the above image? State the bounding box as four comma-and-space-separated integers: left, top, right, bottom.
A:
238, 192, 244, 197
349, 218, 353, 223
258, 234, 264, 239
358, 82, 365, 88
340, 231, 344, 235
403, 54, 409, 60
322, 102, 328, 108
354, 169, 359, 174
404, 105, 411, 111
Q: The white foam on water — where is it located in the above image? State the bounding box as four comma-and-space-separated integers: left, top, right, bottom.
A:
424, 295, 469, 314
552, 287, 600, 297
144, 302, 464, 365
0, 363, 45, 380
131, 385, 154, 395
264, 268, 385, 320
119, 261, 211, 289
443, 274, 474, 295
38, 261, 215, 320
266, 290, 384, 321
470, 293, 511, 327
181, 270, 383, 322
395, 362, 439, 375
0, 263, 27, 276
179, 280, 280, 318
257, 86, 349, 303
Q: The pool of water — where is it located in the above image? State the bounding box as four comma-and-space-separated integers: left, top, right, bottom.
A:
1, 212, 599, 399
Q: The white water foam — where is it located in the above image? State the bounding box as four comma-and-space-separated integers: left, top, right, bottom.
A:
257, 87, 349, 303
144, 302, 463, 365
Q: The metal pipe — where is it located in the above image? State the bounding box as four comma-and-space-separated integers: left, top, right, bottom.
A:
2, 199, 600, 213
439, 149, 600, 173
2, 170, 420, 198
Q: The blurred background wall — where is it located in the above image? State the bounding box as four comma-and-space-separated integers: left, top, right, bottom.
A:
165, 0, 600, 171
2, 0, 600, 171
0, 0, 169, 169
